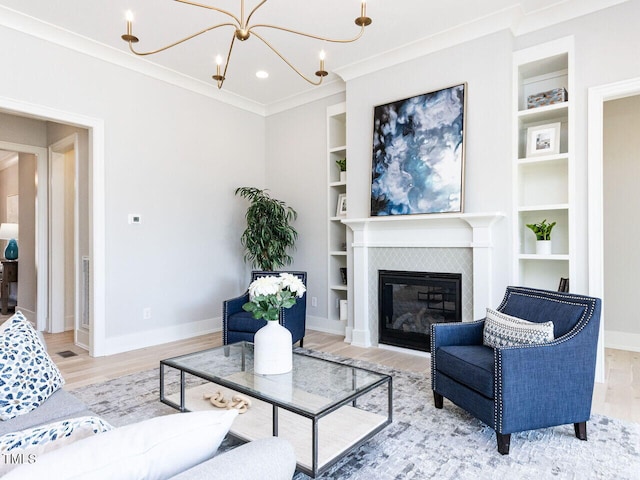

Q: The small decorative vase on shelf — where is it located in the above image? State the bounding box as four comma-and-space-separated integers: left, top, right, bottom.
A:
253, 320, 292, 375
4, 239, 18, 260
340, 171, 347, 183
536, 240, 552, 255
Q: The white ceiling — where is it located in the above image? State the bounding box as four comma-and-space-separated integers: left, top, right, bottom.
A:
0, 0, 625, 110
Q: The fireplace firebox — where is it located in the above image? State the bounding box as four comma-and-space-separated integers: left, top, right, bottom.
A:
378, 270, 462, 352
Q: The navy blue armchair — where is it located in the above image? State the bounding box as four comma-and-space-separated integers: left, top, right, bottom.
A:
431, 286, 602, 454
222, 271, 307, 347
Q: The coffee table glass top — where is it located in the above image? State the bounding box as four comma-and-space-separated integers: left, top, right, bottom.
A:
161, 342, 389, 415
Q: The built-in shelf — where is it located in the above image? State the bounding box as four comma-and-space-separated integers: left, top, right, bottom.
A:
512, 37, 575, 291
518, 204, 569, 212
518, 254, 570, 261
517, 102, 569, 123
327, 102, 349, 329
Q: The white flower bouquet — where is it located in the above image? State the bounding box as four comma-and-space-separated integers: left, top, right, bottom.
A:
243, 273, 306, 321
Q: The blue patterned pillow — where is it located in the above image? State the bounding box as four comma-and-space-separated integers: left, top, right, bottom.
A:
0, 312, 65, 420
483, 308, 554, 348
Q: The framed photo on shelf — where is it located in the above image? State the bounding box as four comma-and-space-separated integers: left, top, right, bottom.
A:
336, 194, 347, 217
526, 122, 561, 157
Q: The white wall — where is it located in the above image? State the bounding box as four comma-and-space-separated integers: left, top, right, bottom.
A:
0, 24, 266, 354
603, 94, 640, 350
345, 30, 514, 308
265, 92, 345, 327
516, 0, 640, 295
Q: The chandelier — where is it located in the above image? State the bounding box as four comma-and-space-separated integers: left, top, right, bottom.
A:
121, 0, 373, 89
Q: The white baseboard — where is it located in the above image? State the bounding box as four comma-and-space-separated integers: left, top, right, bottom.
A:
104, 317, 221, 356
604, 330, 640, 352
306, 315, 346, 336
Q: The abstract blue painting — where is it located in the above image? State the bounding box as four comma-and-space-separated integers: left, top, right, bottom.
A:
371, 84, 466, 216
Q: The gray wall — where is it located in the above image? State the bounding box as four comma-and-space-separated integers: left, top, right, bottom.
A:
603, 95, 640, 338
344, 30, 514, 308
0, 21, 266, 352
265, 92, 345, 325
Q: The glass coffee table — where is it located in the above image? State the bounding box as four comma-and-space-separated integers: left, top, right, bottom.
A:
160, 342, 392, 478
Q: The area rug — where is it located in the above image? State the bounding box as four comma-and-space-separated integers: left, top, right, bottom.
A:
73, 348, 640, 480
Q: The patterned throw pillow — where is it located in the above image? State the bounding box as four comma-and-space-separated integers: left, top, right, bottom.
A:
483, 307, 554, 348
0, 416, 113, 474
0, 312, 65, 420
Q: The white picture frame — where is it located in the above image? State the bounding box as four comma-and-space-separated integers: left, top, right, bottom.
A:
336, 193, 347, 217
526, 122, 561, 157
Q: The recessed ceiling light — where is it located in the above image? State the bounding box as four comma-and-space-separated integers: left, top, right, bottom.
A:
256, 70, 269, 79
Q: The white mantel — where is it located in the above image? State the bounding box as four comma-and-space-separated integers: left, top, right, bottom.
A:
342, 212, 505, 348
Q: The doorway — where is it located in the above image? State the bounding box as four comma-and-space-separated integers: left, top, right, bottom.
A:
49, 134, 87, 348
0, 96, 106, 356
588, 76, 640, 381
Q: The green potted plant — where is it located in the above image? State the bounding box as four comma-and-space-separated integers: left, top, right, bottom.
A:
525, 219, 556, 255
336, 158, 347, 183
235, 187, 298, 270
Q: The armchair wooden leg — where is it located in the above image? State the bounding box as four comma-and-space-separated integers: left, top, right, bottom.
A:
299, 338, 304, 348
496, 433, 511, 455
574, 422, 587, 440
433, 392, 444, 409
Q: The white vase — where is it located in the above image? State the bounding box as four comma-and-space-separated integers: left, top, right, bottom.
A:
340, 171, 347, 183
253, 320, 292, 375
536, 240, 552, 255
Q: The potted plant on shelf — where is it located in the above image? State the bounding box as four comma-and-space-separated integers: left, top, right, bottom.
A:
235, 187, 298, 270
526, 219, 556, 255
336, 158, 347, 183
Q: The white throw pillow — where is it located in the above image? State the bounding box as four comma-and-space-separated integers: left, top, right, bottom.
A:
483, 307, 554, 348
0, 416, 113, 475
0, 312, 65, 420
3, 409, 239, 480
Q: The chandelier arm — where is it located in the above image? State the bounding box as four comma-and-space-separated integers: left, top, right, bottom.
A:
127, 23, 236, 56
248, 23, 366, 44
221, 34, 237, 82
174, 0, 241, 25
245, 0, 268, 27
250, 31, 323, 86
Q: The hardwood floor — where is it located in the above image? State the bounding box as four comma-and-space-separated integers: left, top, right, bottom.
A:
43, 330, 639, 424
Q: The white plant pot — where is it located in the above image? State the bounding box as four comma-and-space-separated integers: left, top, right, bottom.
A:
254, 320, 292, 375
340, 171, 347, 183
536, 240, 552, 255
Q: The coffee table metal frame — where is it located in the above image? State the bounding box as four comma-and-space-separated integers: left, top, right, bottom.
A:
159, 342, 393, 478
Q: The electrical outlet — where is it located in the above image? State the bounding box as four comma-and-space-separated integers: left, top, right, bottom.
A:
143, 307, 151, 320
311, 296, 317, 307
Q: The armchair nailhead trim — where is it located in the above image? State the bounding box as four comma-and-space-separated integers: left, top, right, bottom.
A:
492, 286, 599, 433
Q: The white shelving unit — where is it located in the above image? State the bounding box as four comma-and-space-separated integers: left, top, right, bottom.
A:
327, 103, 349, 326
512, 37, 575, 291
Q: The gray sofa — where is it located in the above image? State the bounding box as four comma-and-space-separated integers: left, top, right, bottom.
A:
0, 387, 296, 479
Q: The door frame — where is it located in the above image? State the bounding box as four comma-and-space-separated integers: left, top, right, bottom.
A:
48, 134, 80, 341
587, 76, 640, 382
0, 96, 105, 356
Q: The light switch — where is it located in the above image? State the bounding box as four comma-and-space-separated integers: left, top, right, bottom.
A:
128, 214, 142, 224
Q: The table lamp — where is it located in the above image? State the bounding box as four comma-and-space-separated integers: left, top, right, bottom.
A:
0, 223, 19, 260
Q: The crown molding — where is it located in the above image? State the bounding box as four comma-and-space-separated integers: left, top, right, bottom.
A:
265, 79, 346, 116
513, 0, 629, 35
0, 5, 266, 116
335, 0, 628, 83
0, 1, 628, 116
334, 6, 523, 83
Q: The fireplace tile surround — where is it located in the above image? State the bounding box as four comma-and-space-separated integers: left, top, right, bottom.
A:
343, 213, 504, 349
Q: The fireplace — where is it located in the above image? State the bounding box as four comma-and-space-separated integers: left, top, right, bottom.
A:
378, 270, 462, 352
